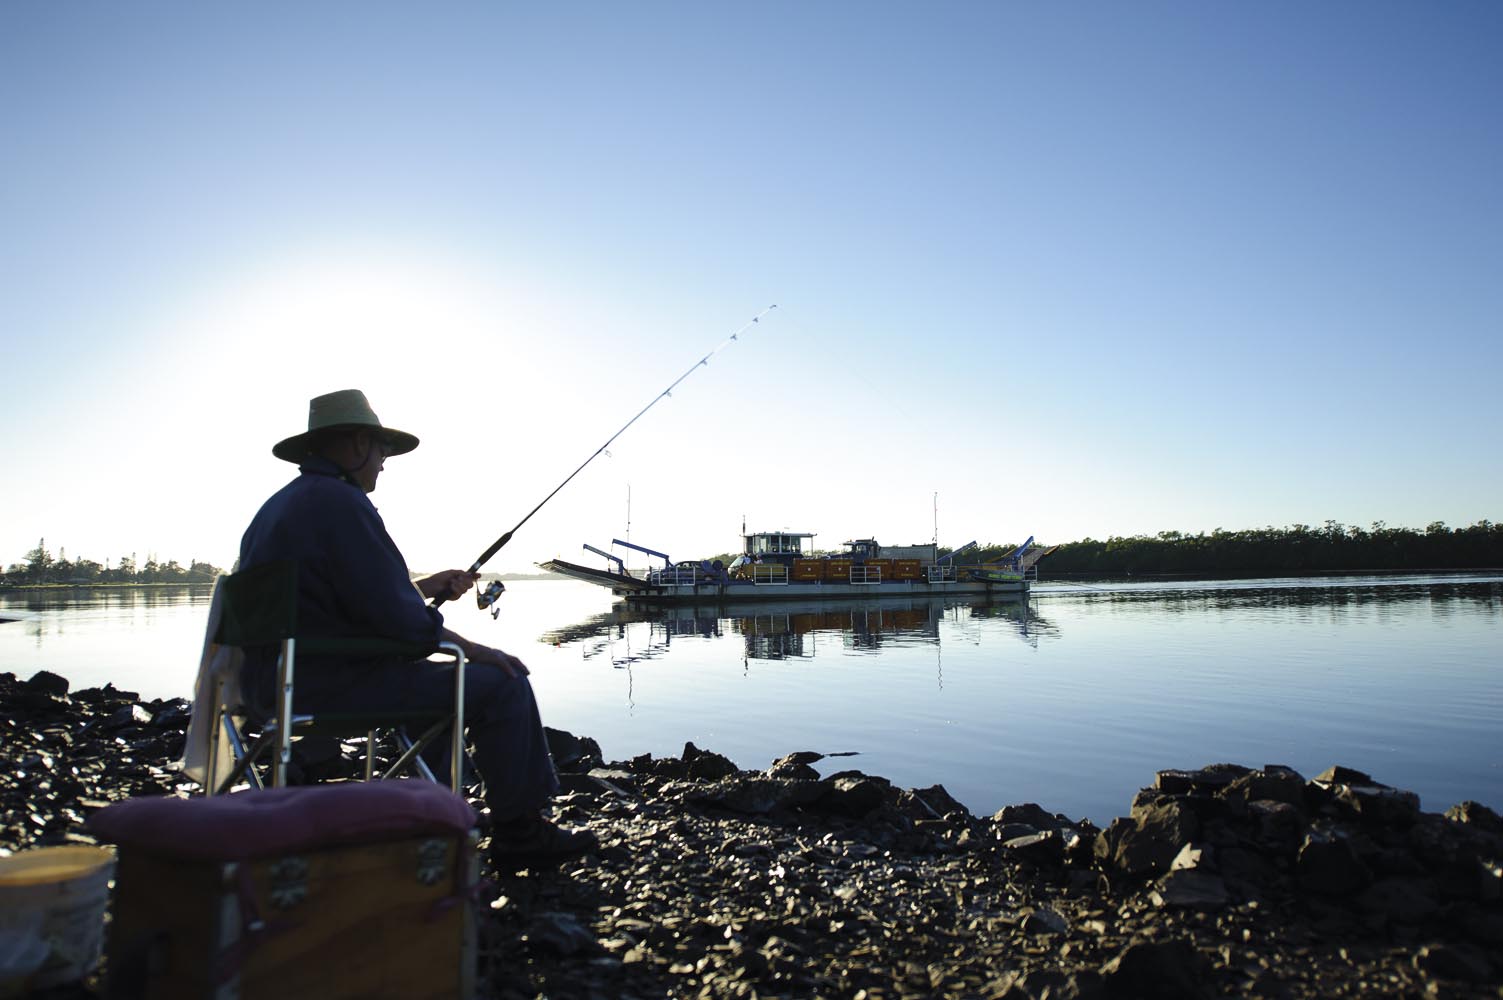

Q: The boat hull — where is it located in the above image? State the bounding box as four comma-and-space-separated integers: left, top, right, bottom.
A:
539, 557, 1028, 604
622, 579, 1026, 604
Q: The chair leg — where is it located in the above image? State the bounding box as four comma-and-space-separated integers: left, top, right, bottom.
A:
212, 703, 279, 795
272, 638, 296, 787
386, 720, 448, 782
215, 724, 268, 795
443, 643, 467, 791
206, 679, 227, 796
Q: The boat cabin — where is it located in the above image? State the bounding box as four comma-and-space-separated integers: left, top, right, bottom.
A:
741, 531, 816, 566
842, 539, 939, 565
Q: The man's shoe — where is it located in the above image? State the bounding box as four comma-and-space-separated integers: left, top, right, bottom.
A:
488, 814, 598, 869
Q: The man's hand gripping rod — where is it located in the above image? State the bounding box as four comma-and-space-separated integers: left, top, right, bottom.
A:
433, 304, 778, 609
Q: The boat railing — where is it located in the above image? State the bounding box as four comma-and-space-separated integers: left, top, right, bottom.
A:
650, 565, 698, 586
751, 564, 789, 586
849, 565, 882, 585
926, 565, 957, 583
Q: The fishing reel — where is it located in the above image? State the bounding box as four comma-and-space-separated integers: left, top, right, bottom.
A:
476, 579, 506, 619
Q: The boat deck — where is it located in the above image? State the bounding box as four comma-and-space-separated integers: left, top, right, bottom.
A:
539, 557, 1027, 603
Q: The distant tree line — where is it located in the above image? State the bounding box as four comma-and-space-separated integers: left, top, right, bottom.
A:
700, 520, 1502, 578
1, 538, 224, 586
949, 520, 1502, 578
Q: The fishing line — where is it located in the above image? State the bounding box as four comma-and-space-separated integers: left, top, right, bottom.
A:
438, 304, 778, 609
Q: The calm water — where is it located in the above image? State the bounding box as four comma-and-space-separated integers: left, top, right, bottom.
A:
2, 574, 1499, 825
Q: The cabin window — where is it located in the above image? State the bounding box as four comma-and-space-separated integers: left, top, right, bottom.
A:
746, 534, 809, 557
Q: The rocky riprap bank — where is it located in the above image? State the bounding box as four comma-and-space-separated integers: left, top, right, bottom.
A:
2, 668, 1501, 999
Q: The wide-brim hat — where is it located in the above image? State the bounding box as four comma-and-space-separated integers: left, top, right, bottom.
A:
272, 389, 420, 463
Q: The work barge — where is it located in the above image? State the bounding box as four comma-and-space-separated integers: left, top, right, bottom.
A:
539, 531, 1053, 604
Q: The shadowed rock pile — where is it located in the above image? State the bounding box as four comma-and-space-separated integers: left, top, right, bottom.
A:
489, 746, 1503, 999
1, 670, 189, 849
2, 669, 1500, 999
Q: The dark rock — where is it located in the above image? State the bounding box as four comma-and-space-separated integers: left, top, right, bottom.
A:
545, 727, 603, 771
893, 788, 945, 821
1247, 798, 1304, 850
1412, 942, 1493, 983
1014, 968, 1069, 997
1099, 937, 1212, 1000
1154, 769, 1196, 795
74, 682, 139, 704
1444, 800, 1503, 835
1169, 842, 1213, 872
1003, 830, 1064, 867
291, 734, 342, 768
1021, 906, 1069, 935
691, 777, 824, 815
1480, 858, 1503, 903
1410, 810, 1503, 880
1362, 846, 1423, 880
996, 821, 1040, 840
1151, 870, 1229, 910
24, 670, 70, 696
1357, 876, 1440, 927
1313, 764, 1374, 786
1155, 763, 1250, 797
909, 783, 968, 818
1098, 799, 1200, 878
681, 741, 740, 780
557, 772, 608, 796
1297, 828, 1372, 895
993, 802, 1070, 831
1093, 818, 1132, 870
98, 703, 153, 732
822, 776, 887, 817
1335, 782, 1421, 828
1223, 768, 1307, 811
1449, 903, 1503, 947
1063, 820, 1100, 868
586, 768, 638, 792
1058, 970, 1106, 1000
148, 701, 192, 729
527, 911, 598, 956
11, 689, 66, 712
766, 759, 821, 781
769, 750, 823, 769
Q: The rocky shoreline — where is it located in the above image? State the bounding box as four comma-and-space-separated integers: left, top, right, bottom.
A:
3, 669, 1501, 999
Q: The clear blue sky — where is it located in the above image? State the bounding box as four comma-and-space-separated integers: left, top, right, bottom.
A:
3, 3, 1500, 574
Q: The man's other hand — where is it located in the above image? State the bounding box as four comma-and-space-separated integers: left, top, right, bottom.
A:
465, 644, 530, 678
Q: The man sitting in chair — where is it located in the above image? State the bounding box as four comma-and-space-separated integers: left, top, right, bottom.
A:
238, 388, 596, 867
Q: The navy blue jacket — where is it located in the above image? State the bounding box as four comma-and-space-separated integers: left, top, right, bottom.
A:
238, 458, 444, 702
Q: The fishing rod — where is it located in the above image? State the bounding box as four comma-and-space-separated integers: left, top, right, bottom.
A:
438, 304, 778, 610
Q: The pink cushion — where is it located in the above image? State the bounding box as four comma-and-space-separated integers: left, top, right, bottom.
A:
87, 781, 477, 860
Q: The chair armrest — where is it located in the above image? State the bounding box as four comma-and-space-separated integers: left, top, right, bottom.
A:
297, 637, 439, 659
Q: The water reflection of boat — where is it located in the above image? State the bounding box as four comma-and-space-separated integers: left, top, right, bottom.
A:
538, 593, 1056, 664
540, 531, 1054, 603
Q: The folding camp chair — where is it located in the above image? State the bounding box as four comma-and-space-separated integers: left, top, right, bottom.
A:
204, 560, 468, 796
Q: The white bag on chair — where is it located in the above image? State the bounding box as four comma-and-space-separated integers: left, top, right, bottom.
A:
177, 578, 245, 788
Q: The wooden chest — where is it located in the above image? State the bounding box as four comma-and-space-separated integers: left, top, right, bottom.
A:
106, 830, 478, 1000
86, 781, 481, 1000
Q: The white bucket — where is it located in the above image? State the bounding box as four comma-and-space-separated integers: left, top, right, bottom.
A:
0, 846, 115, 992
